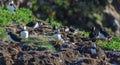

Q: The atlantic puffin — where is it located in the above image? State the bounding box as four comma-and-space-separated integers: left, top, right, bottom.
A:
53, 25, 58, 33
53, 30, 64, 44
90, 43, 97, 55
89, 27, 99, 42
98, 28, 111, 40
7, 29, 21, 43
89, 27, 111, 41
20, 26, 29, 39
53, 25, 58, 31
89, 43, 98, 58
7, 0, 16, 13
26, 21, 39, 29
69, 27, 78, 35
60, 26, 68, 32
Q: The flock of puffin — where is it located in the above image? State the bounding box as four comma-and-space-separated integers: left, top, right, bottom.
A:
5, 0, 112, 44
6, 20, 111, 44
1, 0, 117, 65
6, 21, 44, 43
5, 0, 112, 57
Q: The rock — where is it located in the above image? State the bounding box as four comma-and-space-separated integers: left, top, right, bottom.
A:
0, 22, 119, 65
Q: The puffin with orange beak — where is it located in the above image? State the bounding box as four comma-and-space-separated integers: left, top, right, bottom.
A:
7, 0, 16, 13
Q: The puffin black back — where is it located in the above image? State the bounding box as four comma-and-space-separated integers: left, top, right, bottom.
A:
26, 22, 36, 27
8, 32, 21, 42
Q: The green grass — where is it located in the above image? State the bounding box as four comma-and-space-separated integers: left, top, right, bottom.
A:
77, 30, 89, 37
77, 30, 120, 51
45, 17, 61, 28
0, 28, 7, 41
22, 37, 56, 52
0, 7, 36, 26
96, 37, 120, 51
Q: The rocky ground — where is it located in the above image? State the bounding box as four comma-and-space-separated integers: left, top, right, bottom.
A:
0, 23, 119, 65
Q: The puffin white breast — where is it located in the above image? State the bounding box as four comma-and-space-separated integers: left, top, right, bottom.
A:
20, 31, 29, 38
33, 22, 39, 29
90, 48, 96, 54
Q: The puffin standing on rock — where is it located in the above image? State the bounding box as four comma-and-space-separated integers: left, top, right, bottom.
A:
26, 21, 40, 35
7, 28, 22, 43
97, 28, 112, 40
89, 26, 112, 42
69, 27, 78, 35
64, 26, 69, 32
53, 25, 58, 31
26, 21, 39, 29
90, 43, 97, 55
89, 43, 98, 59
89, 27, 99, 42
53, 30, 64, 44
7, 0, 16, 13
20, 26, 29, 39
53, 30, 64, 51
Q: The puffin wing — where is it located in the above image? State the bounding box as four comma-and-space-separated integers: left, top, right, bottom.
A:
7, 35, 15, 42
26, 22, 36, 27
101, 30, 110, 37
10, 33, 22, 42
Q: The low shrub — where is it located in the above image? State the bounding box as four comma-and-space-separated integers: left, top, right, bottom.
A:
77, 30, 89, 37
22, 36, 56, 52
45, 17, 61, 28
0, 7, 36, 26
0, 28, 7, 41
96, 37, 120, 51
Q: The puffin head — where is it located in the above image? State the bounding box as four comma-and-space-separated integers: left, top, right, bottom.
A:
10, 0, 14, 4
23, 26, 27, 30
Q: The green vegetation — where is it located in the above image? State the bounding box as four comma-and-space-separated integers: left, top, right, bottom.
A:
45, 17, 61, 28
23, 37, 56, 52
0, 28, 7, 41
96, 37, 120, 51
77, 30, 89, 37
77, 30, 120, 51
0, 0, 119, 52
32, 0, 106, 25
0, 7, 36, 26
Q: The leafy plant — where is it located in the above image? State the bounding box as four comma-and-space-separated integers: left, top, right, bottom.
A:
77, 30, 89, 37
45, 17, 61, 28
0, 7, 36, 26
0, 28, 7, 41
22, 36, 56, 52
96, 37, 120, 51
54, 0, 69, 9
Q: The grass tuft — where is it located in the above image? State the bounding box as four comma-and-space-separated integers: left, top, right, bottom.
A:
96, 37, 120, 51
22, 36, 56, 52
